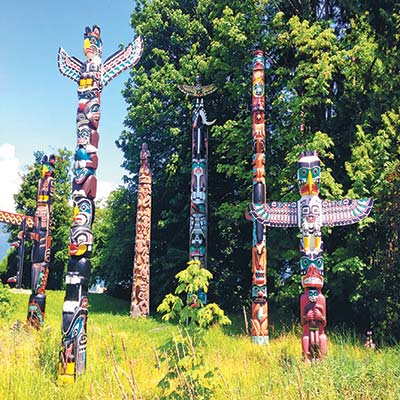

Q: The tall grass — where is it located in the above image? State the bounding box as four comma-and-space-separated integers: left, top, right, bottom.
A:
0, 290, 399, 399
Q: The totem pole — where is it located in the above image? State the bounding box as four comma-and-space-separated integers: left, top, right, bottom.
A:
57, 25, 143, 383
0, 212, 34, 288
130, 143, 152, 317
247, 50, 269, 345
247, 151, 373, 361
178, 77, 216, 305
27, 154, 56, 328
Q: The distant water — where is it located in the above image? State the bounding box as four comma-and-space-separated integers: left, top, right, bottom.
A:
0, 230, 10, 260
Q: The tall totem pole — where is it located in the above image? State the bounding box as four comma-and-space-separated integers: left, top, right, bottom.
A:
248, 50, 269, 345
26, 154, 56, 328
0, 155, 54, 324
130, 143, 152, 317
178, 77, 216, 305
57, 25, 143, 382
247, 151, 373, 361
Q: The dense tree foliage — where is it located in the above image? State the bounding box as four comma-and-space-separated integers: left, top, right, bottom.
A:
92, 0, 400, 339
91, 188, 136, 298
3, 149, 72, 290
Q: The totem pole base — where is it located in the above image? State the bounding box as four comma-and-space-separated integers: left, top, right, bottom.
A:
252, 335, 269, 345
58, 362, 75, 384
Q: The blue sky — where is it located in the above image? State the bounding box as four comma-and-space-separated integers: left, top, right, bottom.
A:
0, 0, 140, 212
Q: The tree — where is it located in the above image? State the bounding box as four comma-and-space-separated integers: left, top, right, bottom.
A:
91, 187, 136, 298
98, 0, 400, 338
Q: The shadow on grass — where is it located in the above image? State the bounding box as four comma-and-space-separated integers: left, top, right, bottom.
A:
88, 294, 169, 324
88, 293, 130, 315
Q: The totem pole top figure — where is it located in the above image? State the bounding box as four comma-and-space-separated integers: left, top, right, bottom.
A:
139, 143, 151, 184
178, 75, 217, 98
140, 142, 150, 170
58, 25, 143, 89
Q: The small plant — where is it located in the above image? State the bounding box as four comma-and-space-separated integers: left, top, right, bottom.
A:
157, 327, 217, 400
157, 260, 231, 330
156, 260, 231, 399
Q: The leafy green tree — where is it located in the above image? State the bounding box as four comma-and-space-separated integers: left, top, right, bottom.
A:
158, 259, 231, 329
91, 187, 136, 297
102, 0, 400, 337
157, 259, 230, 400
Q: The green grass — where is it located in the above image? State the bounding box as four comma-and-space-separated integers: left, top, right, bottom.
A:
0, 290, 399, 399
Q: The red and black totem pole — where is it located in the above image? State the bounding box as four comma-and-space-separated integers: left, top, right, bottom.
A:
247, 50, 269, 345
130, 143, 152, 317
178, 77, 216, 305
57, 25, 143, 383
248, 151, 373, 361
26, 154, 56, 328
0, 155, 55, 326
0, 207, 34, 291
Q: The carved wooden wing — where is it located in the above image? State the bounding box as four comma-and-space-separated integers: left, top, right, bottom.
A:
321, 198, 373, 227
0, 210, 34, 228
248, 201, 298, 227
57, 48, 83, 83
102, 36, 143, 86
178, 84, 216, 97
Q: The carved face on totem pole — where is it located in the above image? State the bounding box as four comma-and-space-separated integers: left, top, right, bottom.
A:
308, 288, 319, 303
252, 285, 267, 304
83, 25, 102, 62
77, 94, 101, 130
300, 255, 324, 288
41, 154, 56, 178
69, 225, 93, 256
72, 197, 94, 227
37, 154, 56, 204
297, 151, 321, 196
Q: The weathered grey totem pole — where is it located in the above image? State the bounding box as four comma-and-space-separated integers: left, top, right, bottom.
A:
178, 77, 216, 305
248, 150, 373, 360
26, 154, 56, 328
247, 50, 269, 345
130, 143, 152, 317
57, 25, 143, 383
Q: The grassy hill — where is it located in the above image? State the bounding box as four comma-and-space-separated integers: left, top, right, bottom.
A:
0, 289, 399, 399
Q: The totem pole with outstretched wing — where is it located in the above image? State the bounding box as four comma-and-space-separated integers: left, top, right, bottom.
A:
247, 151, 373, 361
178, 77, 216, 305
57, 25, 143, 383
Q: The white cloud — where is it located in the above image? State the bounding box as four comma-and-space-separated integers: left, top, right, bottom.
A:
96, 180, 118, 208
67, 180, 118, 209
0, 144, 21, 212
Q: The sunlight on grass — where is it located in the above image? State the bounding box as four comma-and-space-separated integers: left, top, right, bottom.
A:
0, 289, 399, 399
